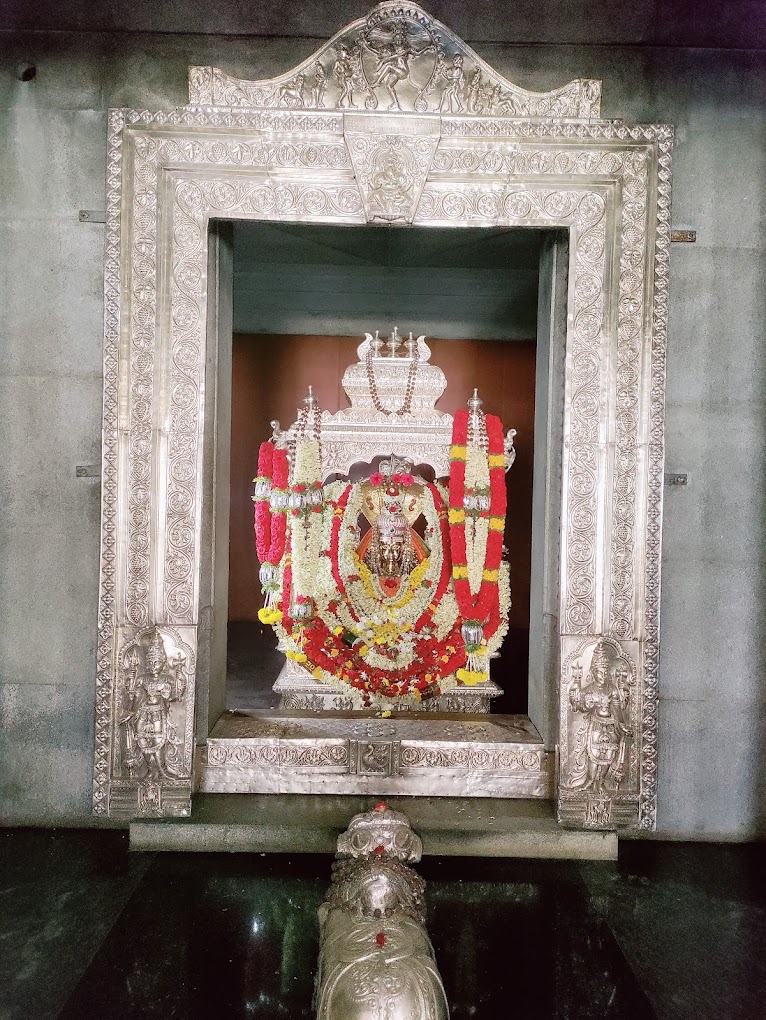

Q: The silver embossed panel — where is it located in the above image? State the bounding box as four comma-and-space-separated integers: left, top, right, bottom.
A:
200, 712, 552, 798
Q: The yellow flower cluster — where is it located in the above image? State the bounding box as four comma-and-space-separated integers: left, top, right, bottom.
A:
456, 668, 489, 686
448, 508, 465, 525
487, 453, 505, 468
450, 444, 467, 460
258, 607, 283, 626
286, 648, 307, 663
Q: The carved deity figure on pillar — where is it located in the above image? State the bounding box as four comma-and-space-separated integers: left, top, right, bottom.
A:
120, 628, 186, 779
568, 639, 632, 792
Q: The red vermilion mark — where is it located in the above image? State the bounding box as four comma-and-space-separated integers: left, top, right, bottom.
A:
376, 932, 386, 947
374, 844, 385, 857
374, 802, 389, 812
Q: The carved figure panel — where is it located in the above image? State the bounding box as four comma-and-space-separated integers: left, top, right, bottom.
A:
345, 124, 441, 223
109, 626, 196, 816
189, 2, 600, 119
558, 636, 641, 830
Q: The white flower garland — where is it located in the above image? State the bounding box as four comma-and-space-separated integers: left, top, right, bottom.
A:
338, 481, 444, 638
290, 438, 325, 602
486, 560, 512, 655
465, 445, 490, 596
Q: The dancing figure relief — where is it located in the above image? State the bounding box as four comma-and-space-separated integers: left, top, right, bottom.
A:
361, 17, 435, 111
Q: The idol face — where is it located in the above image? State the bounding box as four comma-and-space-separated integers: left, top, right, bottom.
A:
379, 533, 405, 577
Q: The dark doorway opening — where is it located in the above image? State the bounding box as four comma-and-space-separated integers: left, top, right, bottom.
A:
224, 222, 551, 715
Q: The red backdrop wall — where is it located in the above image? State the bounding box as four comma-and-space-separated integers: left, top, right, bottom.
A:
228, 334, 536, 704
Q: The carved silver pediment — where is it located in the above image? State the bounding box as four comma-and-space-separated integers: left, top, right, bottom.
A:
279, 329, 456, 477
188, 1, 601, 119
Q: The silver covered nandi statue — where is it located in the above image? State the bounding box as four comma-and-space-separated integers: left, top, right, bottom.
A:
315, 803, 449, 1020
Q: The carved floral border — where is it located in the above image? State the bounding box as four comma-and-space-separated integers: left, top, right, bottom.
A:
93, 108, 671, 829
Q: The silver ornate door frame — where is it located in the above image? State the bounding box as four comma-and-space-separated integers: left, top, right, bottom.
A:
92, 2, 672, 829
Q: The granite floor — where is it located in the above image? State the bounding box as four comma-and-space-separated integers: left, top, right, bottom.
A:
1, 830, 765, 1019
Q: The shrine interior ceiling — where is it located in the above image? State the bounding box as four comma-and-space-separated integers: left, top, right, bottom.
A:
93, 2, 672, 832
230, 221, 545, 339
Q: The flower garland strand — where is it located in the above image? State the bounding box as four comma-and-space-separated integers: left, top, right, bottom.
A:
253, 441, 288, 624
253, 441, 273, 562
448, 409, 507, 683
287, 479, 467, 702
289, 436, 325, 639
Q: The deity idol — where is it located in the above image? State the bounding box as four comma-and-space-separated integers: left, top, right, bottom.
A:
252, 329, 516, 710
357, 457, 428, 590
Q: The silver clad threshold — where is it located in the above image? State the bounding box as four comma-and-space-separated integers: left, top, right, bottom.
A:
199, 711, 552, 798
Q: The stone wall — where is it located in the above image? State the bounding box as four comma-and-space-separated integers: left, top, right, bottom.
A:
1, 27, 764, 836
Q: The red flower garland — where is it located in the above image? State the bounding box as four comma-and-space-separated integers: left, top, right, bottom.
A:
448, 410, 506, 635
254, 442, 273, 562
253, 441, 288, 566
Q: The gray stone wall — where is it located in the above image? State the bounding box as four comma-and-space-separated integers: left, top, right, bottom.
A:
1, 29, 764, 836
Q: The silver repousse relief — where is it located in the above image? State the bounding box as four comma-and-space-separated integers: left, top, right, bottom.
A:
93, 1, 671, 828
315, 804, 449, 1020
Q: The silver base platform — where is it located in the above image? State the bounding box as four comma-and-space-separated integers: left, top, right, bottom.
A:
198, 710, 552, 799
273, 659, 502, 714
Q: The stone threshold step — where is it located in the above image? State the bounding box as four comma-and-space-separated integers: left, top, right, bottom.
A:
130, 794, 617, 860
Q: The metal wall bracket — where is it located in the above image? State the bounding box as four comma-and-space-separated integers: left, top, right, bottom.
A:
79, 210, 106, 223
664, 472, 689, 486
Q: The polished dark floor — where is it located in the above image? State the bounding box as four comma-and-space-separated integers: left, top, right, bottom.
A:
2, 830, 765, 1019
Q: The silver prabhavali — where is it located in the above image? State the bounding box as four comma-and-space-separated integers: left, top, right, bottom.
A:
315, 804, 449, 1020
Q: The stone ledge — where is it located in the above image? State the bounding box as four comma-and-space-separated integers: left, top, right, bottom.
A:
129, 794, 617, 860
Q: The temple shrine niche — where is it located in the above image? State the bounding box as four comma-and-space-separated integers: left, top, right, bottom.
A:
94, 0, 672, 833
253, 330, 517, 714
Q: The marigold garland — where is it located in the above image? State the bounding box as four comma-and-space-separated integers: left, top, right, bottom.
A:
448, 409, 507, 680
257, 430, 510, 703
276, 480, 468, 701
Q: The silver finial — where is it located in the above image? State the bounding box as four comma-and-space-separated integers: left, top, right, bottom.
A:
303, 385, 317, 409
387, 326, 401, 357
467, 388, 483, 414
